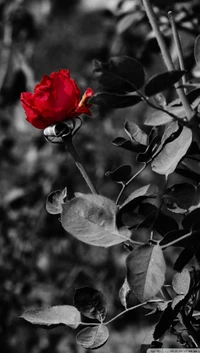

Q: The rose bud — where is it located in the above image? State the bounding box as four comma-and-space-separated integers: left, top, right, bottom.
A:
20, 69, 94, 129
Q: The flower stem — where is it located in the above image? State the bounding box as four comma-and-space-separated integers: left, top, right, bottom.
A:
62, 135, 99, 195
142, 0, 194, 122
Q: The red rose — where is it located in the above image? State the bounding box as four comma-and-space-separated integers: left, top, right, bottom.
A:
20, 69, 94, 129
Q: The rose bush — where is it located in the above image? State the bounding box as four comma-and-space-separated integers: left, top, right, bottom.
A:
20, 69, 94, 129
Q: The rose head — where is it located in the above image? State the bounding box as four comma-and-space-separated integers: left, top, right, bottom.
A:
20, 69, 94, 129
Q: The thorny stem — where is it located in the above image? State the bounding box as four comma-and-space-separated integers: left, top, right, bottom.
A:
168, 11, 187, 90
142, 0, 194, 122
116, 163, 147, 205
62, 135, 99, 195
80, 299, 165, 327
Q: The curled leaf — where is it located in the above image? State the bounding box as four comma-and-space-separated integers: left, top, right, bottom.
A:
46, 188, 67, 214
74, 287, 107, 322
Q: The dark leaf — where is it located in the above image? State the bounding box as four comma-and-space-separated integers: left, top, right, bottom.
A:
105, 165, 132, 183
126, 244, 166, 302
159, 229, 190, 247
152, 122, 192, 176
137, 134, 161, 163
74, 287, 106, 322
20, 305, 81, 329
124, 120, 148, 146
119, 184, 158, 213
187, 88, 200, 104
153, 304, 176, 340
120, 211, 144, 228
119, 277, 131, 309
89, 92, 142, 108
175, 167, 200, 183
61, 193, 131, 247
194, 34, 200, 67
111, 137, 146, 153
144, 70, 186, 97
159, 229, 200, 248
144, 106, 185, 126
76, 325, 109, 349
182, 157, 200, 175
155, 212, 179, 236
93, 56, 145, 93
138, 203, 179, 235
182, 208, 200, 230
163, 183, 196, 214
174, 248, 194, 272
172, 268, 191, 295
46, 188, 67, 214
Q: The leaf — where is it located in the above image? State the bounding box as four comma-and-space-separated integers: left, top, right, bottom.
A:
119, 184, 158, 212
111, 137, 146, 153
194, 34, 200, 67
105, 165, 132, 183
124, 120, 148, 146
182, 208, 200, 230
119, 277, 131, 309
93, 56, 145, 93
172, 268, 191, 295
163, 183, 196, 214
74, 287, 107, 322
152, 123, 192, 176
144, 106, 185, 126
182, 157, 200, 174
46, 188, 67, 214
153, 304, 175, 340
159, 229, 190, 248
126, 244, 166, 302
61, 193, 131, 247
20, 305, 81, 329
89, 92, 142, 108
76, 325, 109, 350
144, 70, 186, 97
175, 167, 200, 183
187, 88, 200, 104
139, 203, 179, 235
174, 248, 194, 272
160, 229, 200, 248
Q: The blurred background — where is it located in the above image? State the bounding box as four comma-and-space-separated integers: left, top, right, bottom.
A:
1, 0, 200, 352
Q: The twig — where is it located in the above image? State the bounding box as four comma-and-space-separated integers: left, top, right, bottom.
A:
168, 11, 187, 90
116, 163, 147, 205
141, 0, 194, 122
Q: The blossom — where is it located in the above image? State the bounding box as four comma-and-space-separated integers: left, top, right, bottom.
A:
20, 69, 94, 129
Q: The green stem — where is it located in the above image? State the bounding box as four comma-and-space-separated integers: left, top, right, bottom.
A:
62, 135, 99, 195
142, 0, 194, 121
116, 163, 146, 205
